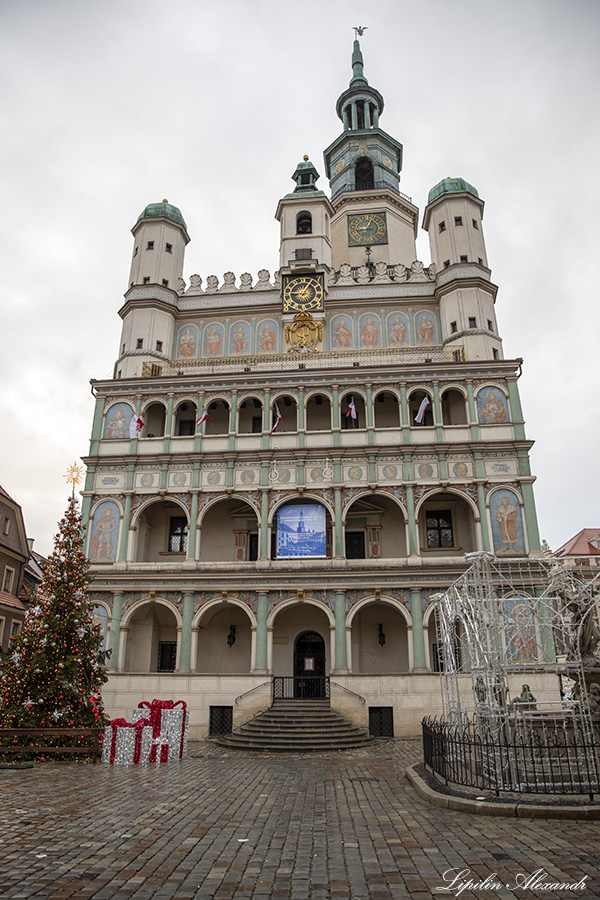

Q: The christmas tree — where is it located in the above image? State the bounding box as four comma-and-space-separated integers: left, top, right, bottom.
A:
0, 495, 109, 753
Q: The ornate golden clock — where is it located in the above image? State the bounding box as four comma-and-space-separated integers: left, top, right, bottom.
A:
347, 212, 388, 246
282, 274, 325, 313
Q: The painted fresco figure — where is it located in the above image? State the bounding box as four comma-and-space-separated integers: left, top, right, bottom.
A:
361, 316, 379, 347
259, 322, 276, 351
178, 328, 196, 357
231, 324, 249, 353
90, 506, 117, 561
481, 390, 507, 424
495, 495, 519, 551
389, 315, 407, 345
333, 319, 352, 347
105, 406, 129, 439
416, 313, 435, 343
205, 326, 222, 356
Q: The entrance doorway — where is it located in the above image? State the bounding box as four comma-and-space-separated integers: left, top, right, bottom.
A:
294, 631, 327, 698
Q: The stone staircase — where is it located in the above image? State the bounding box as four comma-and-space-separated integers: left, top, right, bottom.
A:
213, 699, 372, 752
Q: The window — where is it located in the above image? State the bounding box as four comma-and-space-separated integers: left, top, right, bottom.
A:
157, 641, 177, 672
143, 277, 150, 284
443, 260, 450, 268
156, 340, 163, 352
10, 620, 21, 637
468, 317, 477, 328
295, 248, 313, 260
147, 241, 154, 250
355, 157, 374, 190
165, 242, 172, 253
296, 213, 312, 235
478, 257, 483, 265
136, 338, 144, 349
2, 517, 10, 535
122, 343, 126, 354
168, 517, 188, 553
450, 321, 458, 333
2, 566, 15, 593
487, 320, 493, 332
472, 219, 478, 229
426, 510, 454, 548
460, 255, 468, 263
439, 221, 446, 233
493, 348, 499, 360
117, 370, 122, 379
454, 216, 463, 226
134, 246, 138, 257
162, 279, 169, 287
345, 532, 366, 559
452, 349, 463, 362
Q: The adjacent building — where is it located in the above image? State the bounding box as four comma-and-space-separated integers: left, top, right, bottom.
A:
0, 487, 31, 652
82, 39, 541, 737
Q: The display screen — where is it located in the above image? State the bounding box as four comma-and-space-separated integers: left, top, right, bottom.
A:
276, 503, 326, 559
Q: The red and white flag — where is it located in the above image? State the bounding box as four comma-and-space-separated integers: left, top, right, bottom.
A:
269, 402, 282, 434
129, 414, 144, 438
414, 395, 430, 424
346, 396, 357, 420
196, 409, 210, 426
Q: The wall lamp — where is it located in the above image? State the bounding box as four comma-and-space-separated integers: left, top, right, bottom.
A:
227, 625, 236, 648
378, 623, 386, 647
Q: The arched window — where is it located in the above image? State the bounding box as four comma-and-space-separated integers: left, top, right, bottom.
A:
296, 212, 312, 235
355, 157, 374, 191
441, 389, 467, 425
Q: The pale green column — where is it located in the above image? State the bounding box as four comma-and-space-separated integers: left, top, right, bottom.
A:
432, 381, 444, 442
229, 390, 238, 451
507, 376, 526, 440
365, 382, 374, 445
89, 394, 106, 454
521, 482, 541, 552
165, 393, 175, 435
410, 589, 427, 670
406, 485, 419, 556
107, 592, 123, 669
263, 388, 271, 451
194, 390, 205, 451
399, 382, 411, 443
255, 592, 269, 671
331, 384, 340, 430
260, 490, 270, 559
179, 592, 194, 671
334, 591, 347, 670
465, 379, 480, 441
118, 494, 132, 560
297, 386, 305, 449
187, 492, 198, 560
476, 483, 491, 551
129, 395, 143, 455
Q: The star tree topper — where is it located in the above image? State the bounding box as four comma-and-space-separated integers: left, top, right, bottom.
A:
63, 462, 85, 495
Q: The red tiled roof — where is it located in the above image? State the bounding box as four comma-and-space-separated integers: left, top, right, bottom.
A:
0, 591, 26, 612
555, 529, 600, 556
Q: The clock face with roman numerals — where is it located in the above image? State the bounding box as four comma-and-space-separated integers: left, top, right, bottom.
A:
282, 275, 325, 313
347, 212, 388, 246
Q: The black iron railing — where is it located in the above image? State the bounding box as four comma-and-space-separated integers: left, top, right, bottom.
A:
272, 676, 330, 701
422, 716, 600, 799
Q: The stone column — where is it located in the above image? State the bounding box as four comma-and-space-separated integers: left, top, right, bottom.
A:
260, 490, 270, 559
333, 590, 348, 671
406, 485, 419, 557
187, 492, 199, 560
107, 592, 123, 669
178, 592, 194, 671
477, 483, 491, 552
254, 592, 269, 672
118, 494, 132, 561
410, 589, 427, 670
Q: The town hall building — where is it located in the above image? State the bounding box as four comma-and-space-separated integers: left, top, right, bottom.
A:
82, 37, 541, 739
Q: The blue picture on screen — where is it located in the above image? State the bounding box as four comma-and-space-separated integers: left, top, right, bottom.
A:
277, 503, 326, 559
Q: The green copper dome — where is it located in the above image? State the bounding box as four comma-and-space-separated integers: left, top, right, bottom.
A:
137, 199, 187, 229
428, 177, 479, 205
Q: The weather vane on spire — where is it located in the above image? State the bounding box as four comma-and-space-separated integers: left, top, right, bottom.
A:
353, 26, 368, 38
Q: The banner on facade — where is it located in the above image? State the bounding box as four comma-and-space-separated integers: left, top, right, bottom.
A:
276, 503, 326, 559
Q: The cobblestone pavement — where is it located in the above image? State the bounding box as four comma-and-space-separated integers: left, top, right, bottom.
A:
1, 740, 599, 900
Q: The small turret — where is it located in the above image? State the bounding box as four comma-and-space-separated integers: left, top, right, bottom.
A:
423, 178, 488, 270
128, 200, 190, 291
275, 156, 334, 273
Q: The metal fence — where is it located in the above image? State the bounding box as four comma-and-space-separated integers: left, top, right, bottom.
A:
422, 716, 600, 799
272, 676, 330, 701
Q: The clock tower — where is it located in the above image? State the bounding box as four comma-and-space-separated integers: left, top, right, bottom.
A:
324, 36, 419, 269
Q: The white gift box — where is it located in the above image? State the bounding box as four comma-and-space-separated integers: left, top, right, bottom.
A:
102, 723, 153, 766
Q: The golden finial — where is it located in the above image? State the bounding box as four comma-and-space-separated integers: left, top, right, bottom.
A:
303, 155, 309, 161
64, 462, 85, 488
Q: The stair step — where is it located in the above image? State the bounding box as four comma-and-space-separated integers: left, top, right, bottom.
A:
213, 701, 372, 753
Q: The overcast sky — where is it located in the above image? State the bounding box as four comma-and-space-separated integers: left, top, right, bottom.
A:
1, 0, 598, 556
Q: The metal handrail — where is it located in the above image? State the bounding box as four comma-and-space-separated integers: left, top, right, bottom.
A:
331, 181, 413, 203
330, 681, 367, 705
234, 681, 270, 706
